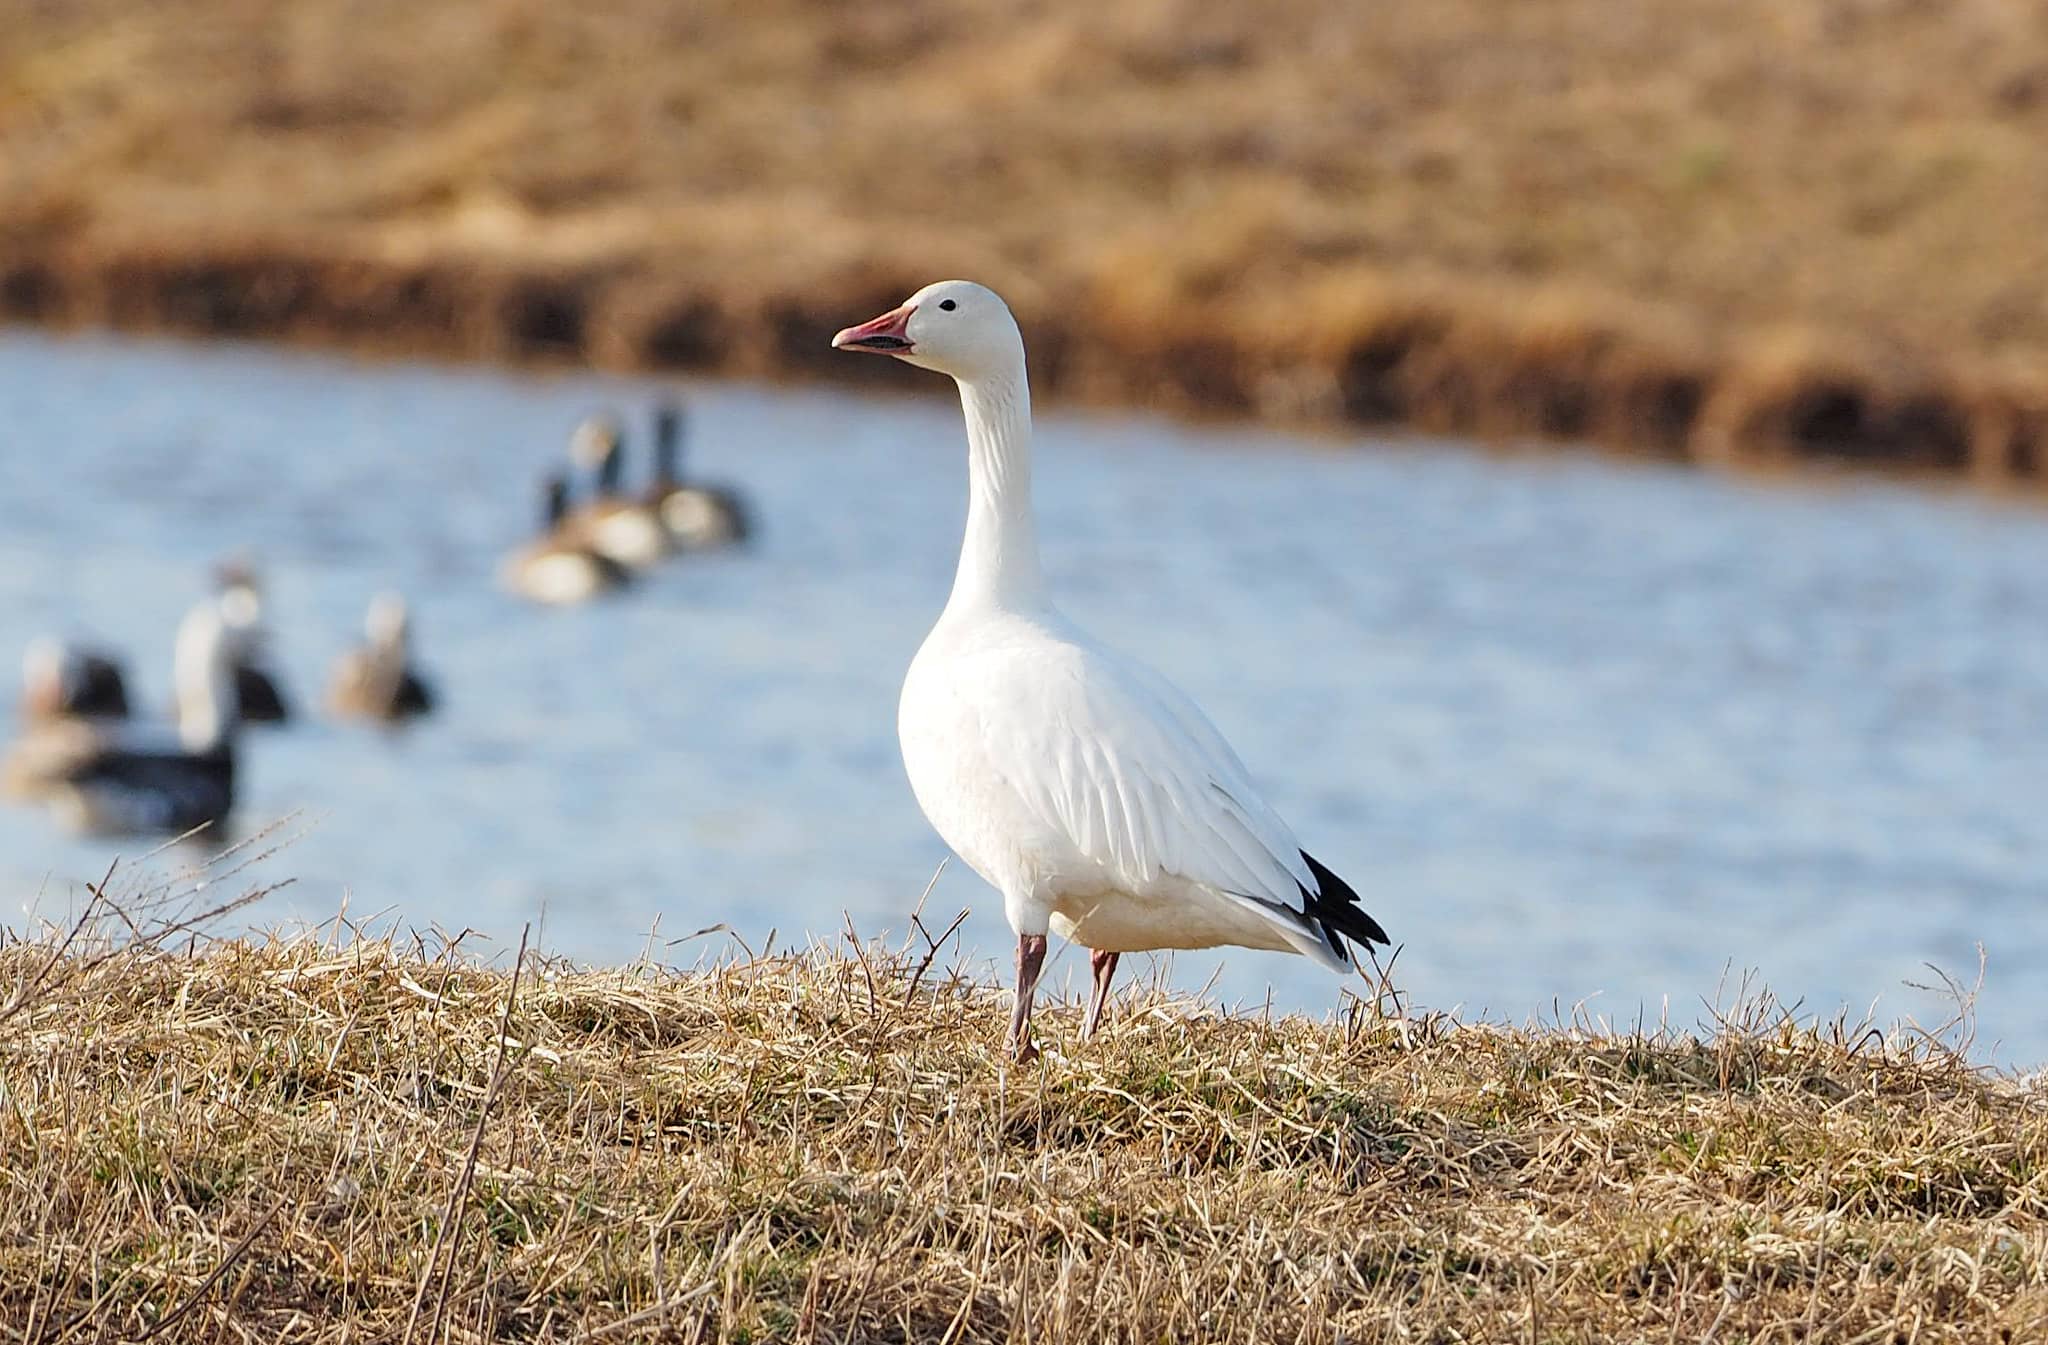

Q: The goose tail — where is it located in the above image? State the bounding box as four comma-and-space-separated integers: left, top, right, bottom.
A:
1299, 851, 1390, 966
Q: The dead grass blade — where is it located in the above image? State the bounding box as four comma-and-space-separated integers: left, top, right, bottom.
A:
405, 923, 530, 1345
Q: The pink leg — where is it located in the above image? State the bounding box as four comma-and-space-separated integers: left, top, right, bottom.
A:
1009, 933, 1047, 1063
1082, 949, 1120, 1040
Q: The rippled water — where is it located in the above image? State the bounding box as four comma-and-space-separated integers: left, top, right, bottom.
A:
2, 330, 2045, 1062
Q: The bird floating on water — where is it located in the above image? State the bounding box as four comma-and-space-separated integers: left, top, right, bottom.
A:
646, 402, 751, 550
834, 281, 1389, 1063
213, 557, 292, 725
501, 473, 634, 605
326, 592, 436, 723
561, 415, 672, 571
19, 637, 130, 724
2, 597, 245, 837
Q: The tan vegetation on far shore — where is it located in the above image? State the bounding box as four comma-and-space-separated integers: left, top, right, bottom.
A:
2, 856, 2045, 1342
4, 0, 2048, 480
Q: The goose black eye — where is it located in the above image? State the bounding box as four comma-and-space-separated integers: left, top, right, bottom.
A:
939, 299, 957, 311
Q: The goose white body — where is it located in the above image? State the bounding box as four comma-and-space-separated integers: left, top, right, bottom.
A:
657, 488, 748, 550
835, 281, 1386, 1058
901, 606, 1340, 967
563, 414, 671, 570
573, 504, 671, 570
648, 404, 751, 550
502, 547, 625, 605
502, 475, 632, 605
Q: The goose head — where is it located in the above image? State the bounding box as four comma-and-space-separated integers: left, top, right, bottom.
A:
213, 555, 270, 643
832, 281, 1024, 384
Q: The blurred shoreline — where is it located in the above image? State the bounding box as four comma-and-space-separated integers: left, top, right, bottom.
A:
7, 1, 2048, 485
7, 238, 2045, 487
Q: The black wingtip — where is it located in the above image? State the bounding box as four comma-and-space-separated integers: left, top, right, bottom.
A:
1299, 850, 1390, 952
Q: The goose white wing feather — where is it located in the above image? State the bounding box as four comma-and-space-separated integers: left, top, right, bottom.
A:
906, 614, 1343, 964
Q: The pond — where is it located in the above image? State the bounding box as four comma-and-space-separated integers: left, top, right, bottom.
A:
2, 330, 2044, 1063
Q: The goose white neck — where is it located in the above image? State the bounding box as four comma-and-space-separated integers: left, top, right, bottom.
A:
174, 608, 237, 752
947, 366, 1043, 613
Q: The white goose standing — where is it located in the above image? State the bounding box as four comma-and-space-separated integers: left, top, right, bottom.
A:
833, 281, 1389, 1062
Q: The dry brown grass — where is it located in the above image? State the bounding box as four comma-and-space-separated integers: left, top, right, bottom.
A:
8, 0, 2048, 479
6, 1, 2048, 480
3, 852, 2047, 1343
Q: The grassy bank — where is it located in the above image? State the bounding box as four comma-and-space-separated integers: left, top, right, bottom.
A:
5, 1, 2048, 481
3, 872, 2045, 1341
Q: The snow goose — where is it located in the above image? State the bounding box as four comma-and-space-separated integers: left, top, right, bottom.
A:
501, 473, 634, 605
645, 402, 752, 550
214, 558, 293, 725
325, 592, 436, 723
562, 415, 672, 570
20, 637, 130, 723
2, 598, 242, 836
834, 281, 1390, 1062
